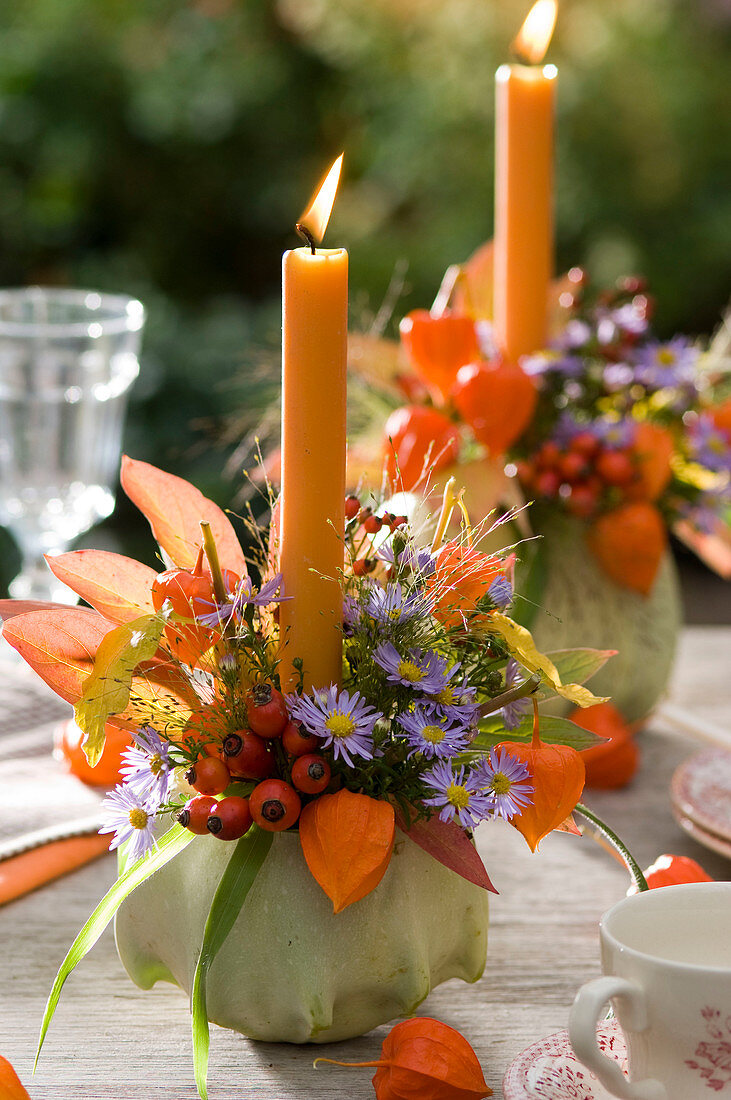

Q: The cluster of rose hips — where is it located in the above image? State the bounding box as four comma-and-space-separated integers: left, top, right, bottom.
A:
176, 683, 331, 841
345, 495, 407, 576
515, 432, 641, 519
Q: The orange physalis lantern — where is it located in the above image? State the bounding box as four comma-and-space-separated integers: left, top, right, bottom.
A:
452, 361, 537, 456
383, 405, 460, 491
628, 422, 675, 501
315, 1016, 492, 1099
0, 1055, 32, 1100
501, 700, 586, 852
399, 310, 481, 405
571, 702, 640, 790
427, 542, 514, 630
586, 501, 666, 596
299, 788, 395, 913
640, 854, 713, 891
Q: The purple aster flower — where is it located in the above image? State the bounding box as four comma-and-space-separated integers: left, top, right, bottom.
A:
342, 592, 365, 634
426, 679, 480, 725
289, 685, 381, 767
422, 760, 494, 829
377, 540, 437, 580
367, 581, 435, 626
396, 705, 470, 760
373, 642, 457, 695
501, 658, 531, 731
99, 784, 157, 862
678, 485, 731, 534
487, 575, 513, 610
686, 415, 731, 473
473, 747, 534, 821
590, 417, 637, 450
633, 337, 699, 391
602, 362, 635, 392
521, 352, 583, 378
552, 318, 592, 351
120, 726, 173, 806
551, 411, 583, 447
197, 572, 289, 628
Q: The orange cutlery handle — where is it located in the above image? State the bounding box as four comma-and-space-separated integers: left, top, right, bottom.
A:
0, 834, 111, 906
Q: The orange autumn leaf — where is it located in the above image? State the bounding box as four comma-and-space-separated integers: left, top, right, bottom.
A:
45, 550, 157, 624
586, 501, 666, 596
0, 607, 114, 703
121, 455, 248, 576
628, 422, 674, 501
316, 1016, 491, 1100
427, 542, 514, 630
452, 361, 537, 456
399, 310, 481, 405
500, 702, 585, 852
299, 789, 395, 913
0, 1055, 32, 1100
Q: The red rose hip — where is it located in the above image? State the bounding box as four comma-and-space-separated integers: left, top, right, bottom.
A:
177, 795, 217, 835
249, 779, 301, 832
222, 730, 275, 779
291, 754, 331, 794
206, 796, 252, 841
246, 683, 288, 739
185, 756, 231, 796
281, 720, 321, 757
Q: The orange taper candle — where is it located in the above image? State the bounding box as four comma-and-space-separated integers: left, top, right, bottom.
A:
494, 0, 557, 363
279, 156, 347, 692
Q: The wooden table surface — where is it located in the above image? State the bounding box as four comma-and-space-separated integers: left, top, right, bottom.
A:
1, 626, 729, 1099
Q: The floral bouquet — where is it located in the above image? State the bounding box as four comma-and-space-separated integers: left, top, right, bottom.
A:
0, 456, 623, 1098
346, 251, 731, 719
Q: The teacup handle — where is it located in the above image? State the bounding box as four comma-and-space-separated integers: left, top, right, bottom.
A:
569, 976, 667, 1100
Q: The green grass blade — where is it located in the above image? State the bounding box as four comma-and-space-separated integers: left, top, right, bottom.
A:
191, 826, 273, 1100
35, 823, 194, 1069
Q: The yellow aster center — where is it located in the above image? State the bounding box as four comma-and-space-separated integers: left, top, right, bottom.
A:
422, 724, 446, 744
149, 753, 164, 776
128, 808, 149, 830
387, 608, 402, 621
398, 659, 425, 683
446, 782, 470, 809
325, 713, 356, 739
490, 772, 512, 796
657, 349, 676, 365
436, 686, 455, 705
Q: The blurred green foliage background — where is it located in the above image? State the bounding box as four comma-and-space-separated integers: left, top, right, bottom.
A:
0, 0, 729, 593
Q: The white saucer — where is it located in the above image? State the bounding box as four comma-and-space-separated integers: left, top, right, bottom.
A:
503, 1020, 627, 1099
671, 748, 731, 845
671, 808, 731, 861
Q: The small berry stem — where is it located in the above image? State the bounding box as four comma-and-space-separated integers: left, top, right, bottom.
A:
531, 696, 541, 749
313, 1058, 387, 1070
200, 521, 227, 602
573, 802, 649, 893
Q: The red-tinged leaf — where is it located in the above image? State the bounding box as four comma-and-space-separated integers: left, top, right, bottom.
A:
45, 550, 157, 624
394, 811, 497, 893
554, 813, 582, 836
121, 455, 247, 576
0, 599, 72, 620
2, 609, 113, 703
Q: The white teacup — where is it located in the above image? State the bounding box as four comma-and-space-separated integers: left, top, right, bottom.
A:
569, 882, 731, 1100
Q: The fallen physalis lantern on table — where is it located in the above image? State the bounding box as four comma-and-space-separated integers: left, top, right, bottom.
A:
0, 459, 647, 1099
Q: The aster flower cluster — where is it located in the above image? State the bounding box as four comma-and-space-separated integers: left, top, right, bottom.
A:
510, 272, 731, 533
94, 485, 565, 859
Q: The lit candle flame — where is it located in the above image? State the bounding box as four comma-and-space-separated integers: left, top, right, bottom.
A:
512, 0, 557, 64
297, 154, 344, 246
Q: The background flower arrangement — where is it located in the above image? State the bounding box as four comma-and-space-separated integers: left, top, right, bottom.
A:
1, 456, 616, 1097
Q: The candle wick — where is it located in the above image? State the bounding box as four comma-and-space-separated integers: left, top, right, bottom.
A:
295, 223, 317, 255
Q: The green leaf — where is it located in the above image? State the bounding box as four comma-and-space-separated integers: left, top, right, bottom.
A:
191, 826, 273, 1100
36, 823, 194, 1068
471, 714, 605, 752
74, 611, 166, 765
542, 648, 617, 690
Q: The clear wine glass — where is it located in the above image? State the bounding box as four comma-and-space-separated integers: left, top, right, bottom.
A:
0, 288, 144, 603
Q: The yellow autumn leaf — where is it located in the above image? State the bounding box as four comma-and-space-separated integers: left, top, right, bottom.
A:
75, 612, 166, 765
490, 613, 608, 708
